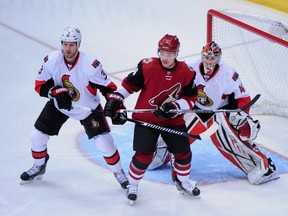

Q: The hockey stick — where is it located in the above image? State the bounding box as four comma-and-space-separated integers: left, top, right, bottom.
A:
73, 105, 219, 140
114, 94, 261, 114
125, 117, 219, 140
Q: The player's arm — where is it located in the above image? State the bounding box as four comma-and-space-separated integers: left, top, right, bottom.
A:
180, 75, 197, 109
34, 55, 72, 110
121, 61, 145, 95
87, 60, 118, 98
35, 55, 55, 98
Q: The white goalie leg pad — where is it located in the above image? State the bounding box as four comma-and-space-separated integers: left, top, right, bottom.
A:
212, 113, 267, 176
148, 136, 170, 170
247, 159, 267, 184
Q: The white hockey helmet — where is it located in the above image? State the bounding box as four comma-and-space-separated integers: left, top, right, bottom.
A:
201, 41, 222, 75
61, 27, 82, 48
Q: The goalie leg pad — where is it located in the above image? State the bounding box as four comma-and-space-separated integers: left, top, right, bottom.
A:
147, 137, 170, 170
212, 113, 268, 175
248, 158, 280, 184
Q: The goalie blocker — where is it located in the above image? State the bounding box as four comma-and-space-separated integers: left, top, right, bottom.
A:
149, 112, 279, 185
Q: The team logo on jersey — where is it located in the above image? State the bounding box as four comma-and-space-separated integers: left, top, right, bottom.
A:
197, 85, 213, 107
91, 119, 100, 128
143, 58, 153, 64
149, 83, 181, 108
62, 75, 80, 101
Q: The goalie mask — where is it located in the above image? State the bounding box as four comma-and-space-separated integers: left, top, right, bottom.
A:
61, 27, 82, 48
201, 41, 222, 75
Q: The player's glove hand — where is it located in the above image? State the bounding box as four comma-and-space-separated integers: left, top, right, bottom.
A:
111, 104, 127, 125
49, 87, 72, 110
154, 101, 180, 118
104, 92, 125, 117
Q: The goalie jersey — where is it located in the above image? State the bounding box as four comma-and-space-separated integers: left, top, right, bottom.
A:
189, 59, 251, 113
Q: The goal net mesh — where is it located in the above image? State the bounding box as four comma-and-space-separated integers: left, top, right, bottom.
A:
207, 9, 288, 117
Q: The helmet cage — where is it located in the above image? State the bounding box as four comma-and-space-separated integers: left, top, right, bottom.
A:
61, 27, 82, 48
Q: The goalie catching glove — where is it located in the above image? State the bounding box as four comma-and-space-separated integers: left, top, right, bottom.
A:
228, 112, 260, 142
154, 101, 180, 118
104, 92, 127, 125
49, 87, 72, 111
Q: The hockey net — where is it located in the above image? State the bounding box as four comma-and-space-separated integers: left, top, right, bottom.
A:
207, 9, 288, 117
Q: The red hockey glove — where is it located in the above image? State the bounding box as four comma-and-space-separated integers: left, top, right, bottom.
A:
49, 87, 72, 110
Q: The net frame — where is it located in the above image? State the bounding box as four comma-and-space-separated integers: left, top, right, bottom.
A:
207, 9, 288, 117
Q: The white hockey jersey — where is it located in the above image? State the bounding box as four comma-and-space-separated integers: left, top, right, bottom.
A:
36, 50, 116, 120
188, 59, 250, 110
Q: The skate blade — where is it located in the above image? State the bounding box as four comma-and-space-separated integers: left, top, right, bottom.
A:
129, 200, 134, 206
20, 175, 43, 185
178, 190, 201, 199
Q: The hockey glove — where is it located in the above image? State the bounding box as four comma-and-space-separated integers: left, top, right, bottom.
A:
49, 87, 72, 110
111, 104, 127, 125
104, 92, 125, 118
154, 101, 180, 118
229, 112, 261, 141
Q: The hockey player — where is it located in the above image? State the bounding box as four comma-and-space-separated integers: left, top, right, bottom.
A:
104, 34, 200, 203
149, 41, 279, 185
20, 27, 129, 189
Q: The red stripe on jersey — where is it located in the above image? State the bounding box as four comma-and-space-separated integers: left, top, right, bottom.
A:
35, 80, 47, 94
32, 149, 47, 159
104, 150, 120, 165
86, 83, 97, 96
106, 82, 118, 91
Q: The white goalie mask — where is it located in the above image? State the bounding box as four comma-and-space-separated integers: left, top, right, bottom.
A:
201, 41, 222, 75
61, 27, 82, 48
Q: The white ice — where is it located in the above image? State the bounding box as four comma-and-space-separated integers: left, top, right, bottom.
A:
0, 0, 287, 215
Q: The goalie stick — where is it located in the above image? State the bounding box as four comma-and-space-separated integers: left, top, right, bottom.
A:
73, 105, 219, 140
114, 94, 261, 114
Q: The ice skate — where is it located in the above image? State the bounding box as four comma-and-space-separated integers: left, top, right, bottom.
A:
175, 177, 201, 198
20, 154, 50, 183
113, 169, 129, 189
127, 184, 138, 205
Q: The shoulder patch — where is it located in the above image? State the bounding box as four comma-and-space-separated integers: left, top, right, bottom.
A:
92, 59, 100, 68
232, 72, 239, 81
142, 58, 153, 64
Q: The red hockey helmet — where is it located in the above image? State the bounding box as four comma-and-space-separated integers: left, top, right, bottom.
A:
158, 34, 180, 52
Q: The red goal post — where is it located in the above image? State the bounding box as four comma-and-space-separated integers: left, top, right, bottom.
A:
207, 9, 288, 117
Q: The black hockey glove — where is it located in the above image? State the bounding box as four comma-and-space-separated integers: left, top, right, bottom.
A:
111, 104, 127, 125
104, 92, 125, 118
49, 87, 72, 110
154, 101, 180, 118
